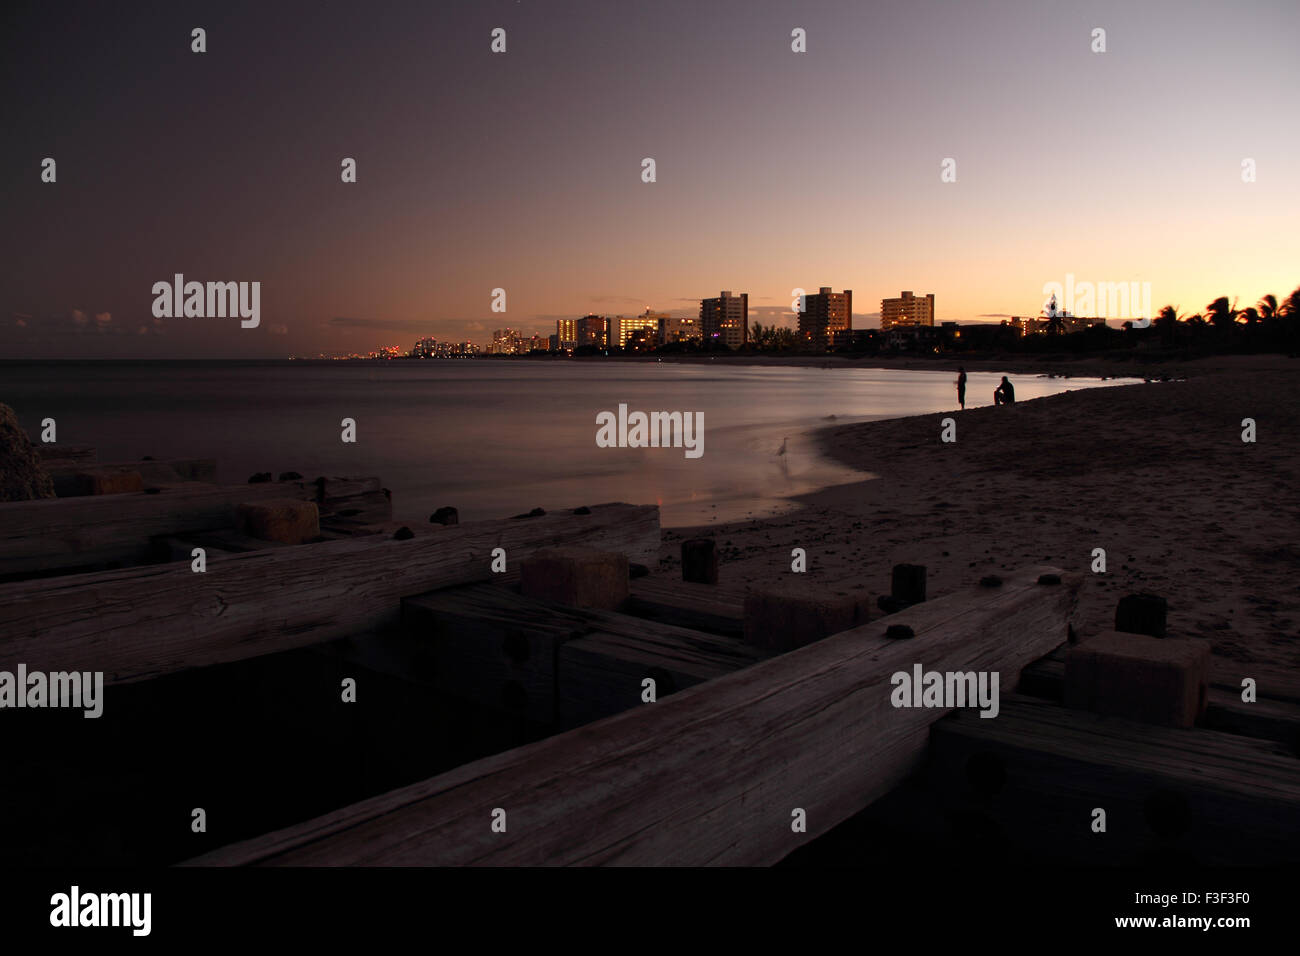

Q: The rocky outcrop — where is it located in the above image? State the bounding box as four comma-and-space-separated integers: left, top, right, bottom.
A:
0, 404, 56, 501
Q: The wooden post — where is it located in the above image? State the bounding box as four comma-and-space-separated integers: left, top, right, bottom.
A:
681, 538, 718, 584
1115, 593, 1167, 637
891, 564, 927, 604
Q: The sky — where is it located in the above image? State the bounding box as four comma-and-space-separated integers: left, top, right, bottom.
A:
2, 0, 1298, 358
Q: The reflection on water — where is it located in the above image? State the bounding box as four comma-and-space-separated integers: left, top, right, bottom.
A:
1, 362, 1127, 527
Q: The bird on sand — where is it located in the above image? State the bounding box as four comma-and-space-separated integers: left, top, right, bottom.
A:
777, 437, 788, 457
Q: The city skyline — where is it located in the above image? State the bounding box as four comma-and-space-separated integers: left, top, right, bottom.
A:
4, 0, 1298, 358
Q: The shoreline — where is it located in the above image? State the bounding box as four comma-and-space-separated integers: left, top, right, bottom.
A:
663, 365, 1300, 676
5, 352, 1294, 381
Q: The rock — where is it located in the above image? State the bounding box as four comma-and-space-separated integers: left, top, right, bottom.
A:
979, 575, 1003, 588
572, 506, 592, 515
511, 507, 546, 519
0, 404, 56, 501
247, 472, 273, 484
278, 471, 303, 481
393, 526, 414, 540
885, 624, 915, 640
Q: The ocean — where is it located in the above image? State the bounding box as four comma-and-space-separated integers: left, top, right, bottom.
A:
1, 361, 1125, 527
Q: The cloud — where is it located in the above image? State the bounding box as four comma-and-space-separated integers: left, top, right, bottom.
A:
588, 295, 644, 304
977, 313, 1014, 318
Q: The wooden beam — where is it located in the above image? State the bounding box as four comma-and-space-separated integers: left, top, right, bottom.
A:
185, 565, 1078, 866
623, 576, 747, 637
42, 458, 218, 496
0, 477, 386, 577
927, 693, 1300, 864
0, 503, 660, 684
395, 583, 764, 725
1020, 656, 1300, 750
33, 444, 95, 464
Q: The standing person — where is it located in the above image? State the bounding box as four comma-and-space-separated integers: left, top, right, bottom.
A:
955, 366, 967, 409
994, 375, 1016, 405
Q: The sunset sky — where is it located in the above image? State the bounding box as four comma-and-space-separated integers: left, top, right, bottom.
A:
3, 0, 1298, 358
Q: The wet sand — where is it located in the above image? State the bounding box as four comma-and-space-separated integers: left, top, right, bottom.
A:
663, 357, 1300, 676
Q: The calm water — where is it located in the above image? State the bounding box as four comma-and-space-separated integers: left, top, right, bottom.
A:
2, 362, 1127, 526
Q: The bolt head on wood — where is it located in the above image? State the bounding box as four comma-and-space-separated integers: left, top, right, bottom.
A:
429, 506, 459, 526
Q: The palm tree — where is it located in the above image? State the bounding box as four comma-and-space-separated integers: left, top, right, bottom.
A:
1205, 296, 1238, 331
1258, 294, 1280, 320
1155, 304, 1180, 346
1283, 286, 1300, 318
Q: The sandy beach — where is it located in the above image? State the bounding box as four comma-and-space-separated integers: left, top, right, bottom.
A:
662, 355, 1300, 677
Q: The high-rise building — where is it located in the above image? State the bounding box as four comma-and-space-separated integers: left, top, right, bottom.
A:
412, 336, 437, 358
660, 314, 702, 343
699, 291, 748, 349
555, 318, 579, 350
578, 314, 609, 348
610, 311, 663, 349
880, 291, 935, 331
798, 287, 853, 351
489, 328, 522, 354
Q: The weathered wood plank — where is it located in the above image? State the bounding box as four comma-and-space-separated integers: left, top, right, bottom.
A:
380, 584, 762, 725
0, 476, 388, 577
43, 458, 218, 496
927, 693, 1300, 864
623, 576, 748, 637
33, 443, 95, 463
558, 624, 765, 728
0, 483, 297, 576
1020, 656, 1300, 749
185, 565, 1078, 866
397, 585, 596, 724
0, 503, 660, 685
